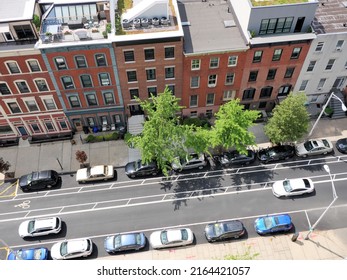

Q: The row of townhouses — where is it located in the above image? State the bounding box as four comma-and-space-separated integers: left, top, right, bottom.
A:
0, 0, 346, 145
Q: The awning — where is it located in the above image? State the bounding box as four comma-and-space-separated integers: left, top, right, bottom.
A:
0, 23, 10, 33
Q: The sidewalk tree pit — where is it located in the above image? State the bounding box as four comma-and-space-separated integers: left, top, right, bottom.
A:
75, 150, 88, 168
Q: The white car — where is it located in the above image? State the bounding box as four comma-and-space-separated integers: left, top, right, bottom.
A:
76, 164, 114, 183
51, 238, 93, 260
272, 178, 315, 198
149, 228, 194, 249
18, 217, 62, 238
295, 138, 333, 157
171, 153, 207, 171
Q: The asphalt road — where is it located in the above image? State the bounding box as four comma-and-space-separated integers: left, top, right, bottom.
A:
1, 153, 347, 259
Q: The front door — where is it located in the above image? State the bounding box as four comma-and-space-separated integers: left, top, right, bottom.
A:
129, 105, 143, 116
17, 126, 28, 136
72, 118, 83, 132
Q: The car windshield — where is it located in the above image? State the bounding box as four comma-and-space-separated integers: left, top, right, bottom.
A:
322, 139, 330, 148
86, 167, 91, 176
135, 233, 142, 245
267, 150, 276, 157
25, 173, 33, 184
14, 250, 25, 260
114, 235, 122, 247
28, 220, 35, 234
181, 229, 188, 240
134, 160, 141, 170
283, 180, 293, 192
160, 231, 168, 244
263, 217, 274, 229
213, 224, 224, 236
304, 141, 314, 151
60, 241, 68, 256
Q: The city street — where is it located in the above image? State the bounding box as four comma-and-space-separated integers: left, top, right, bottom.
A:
1, 153, 347, 259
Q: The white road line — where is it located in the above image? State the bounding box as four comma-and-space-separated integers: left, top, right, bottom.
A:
305, 210, 312, 228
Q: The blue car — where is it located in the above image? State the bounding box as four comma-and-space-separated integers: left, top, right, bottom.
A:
7, 247, 49, 260
254, 214, 293, 235
104, 232, 146, 253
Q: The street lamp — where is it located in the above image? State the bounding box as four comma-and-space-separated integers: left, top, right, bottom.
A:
305, 164, 338, 239
308, 92, 347, 137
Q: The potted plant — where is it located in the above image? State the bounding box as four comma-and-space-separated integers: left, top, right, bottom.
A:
324, 106, 334, 118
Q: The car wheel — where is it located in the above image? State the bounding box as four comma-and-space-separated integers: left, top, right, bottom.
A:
198, 165, 204, 169
151, 172, 158, 176
46, 184, 52, 189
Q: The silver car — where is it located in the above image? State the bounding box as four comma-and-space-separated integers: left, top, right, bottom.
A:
171, 153, 207, 171
295, 138, 333, 157
149, 228, 194, 249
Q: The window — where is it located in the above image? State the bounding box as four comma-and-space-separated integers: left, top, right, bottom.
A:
307, 61, 316, 72
75, 56, 87, 68
165, 47, 174, 59
228, 56, 238, 66
318, 78, 326, 89
27, 60, 41, 72
103, 92, 115, 105
130, 88, 139, 99
191, 59, 200, 70
148, 87, 157, 98
0, 83, 11, 95
259, 102, 267, 109
225, 73, 235, 85
291, 47, 302, 59
167, 85, 175, 95
210, 58, 219, 68
165, 67, 174, 79
146, 69, 156, 80
284, 67, 295, 78
80, 75, 93, 88
6, 62, 20, 73
86, 93, 97, 106
253, 51, 263, 63
54, 57, 67, 70
248, 71, 258, 82
206, 93, 215, 106
190, 95, 198, 107
59, 121, 68, 130
68, 96, 80, 108
242, 88, 255, 100
7, 102, 21, 114
315, 42, 324, 52
99, 73, 110, 86
325, 59, 335, 70
206, 109, 213, 118
25, 100, 39, 111
95, 54, 107, 66
87, 117, 95, 127
31, 124, 41, 133
267, 69, 277, 80
0, 125, 14, 135
144, 49, 155, 60
299, 80, 308, 91
223, 90, 236, 101
260, 86, 273, 98
190, 76, 200, 88
35, 79, 49, 91
13, 25, 35, 39
190, 111, 197, 117
278, 85, 292, 96
45, 122, 55, 131
43, 98, 56, 110
124, 50, 135, 62
336, 40, 344, 50
208, 74, 217, 87
16, 81, 30, 93
272, 49, 282, 61
127, 70, 137, 82
259, 17, 293, 34
61, 76, 74, 89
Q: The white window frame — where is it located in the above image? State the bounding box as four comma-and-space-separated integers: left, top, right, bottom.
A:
191, 59, 200, 70
26, 59, 41, 72
209, 57, 219, 68
228, 56, 238, 67
189, 95, 198, 108
23, 98, 39, 112
190, 76, 200, 88
34, 78, 49, 92
208, 74, 217, 87
5, 60, 21, 74
206, 93, 215, 106
40, 96, 57, 111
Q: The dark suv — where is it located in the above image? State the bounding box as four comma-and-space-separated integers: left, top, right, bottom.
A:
19, 170, 60, 192
204, 220, 245, 242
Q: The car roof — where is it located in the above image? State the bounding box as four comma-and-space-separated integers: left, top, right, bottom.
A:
120, 233, 138, 246
34, 217, 57, 229
90, 165, 106, 175
166, 229, 184, 242
66, 239, 88, 253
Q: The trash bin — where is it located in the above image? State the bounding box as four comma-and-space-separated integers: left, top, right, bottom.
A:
291, 232, 299, 242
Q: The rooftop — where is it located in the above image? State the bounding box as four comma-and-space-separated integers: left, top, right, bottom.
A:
178, 0, 247, 54
0, 0, 35, 22
311, 0, 347, 34
251, 0, 309, 7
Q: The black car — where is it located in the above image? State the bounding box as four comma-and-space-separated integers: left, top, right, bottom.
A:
125, 160, 159, 178
219, 150, 255, 167
19, 170, 60, 191
336, 138, 347, 154
204, 220, 245, 242
257, 145, 295, 163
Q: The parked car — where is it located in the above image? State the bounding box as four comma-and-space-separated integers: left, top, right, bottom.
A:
295, 138, 334, 157
171, 153, 207, 171
257, 145, 295, 163
76, 164, 115, 183
51, 238, 93, 260
7, 247, 49, 260
18, 217, 62, 238
336, 138, 347, 154
125, 160, 160, 178
18, 170, 60, 192
149, 228, 194, 249
254, 214, 293, 235
104, 232, 146, 253
272, 178, 315, 198
218, 150, 255, 167
204, 220, 245, 242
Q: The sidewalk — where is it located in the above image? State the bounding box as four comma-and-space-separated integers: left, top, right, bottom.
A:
1, 117, 347, 260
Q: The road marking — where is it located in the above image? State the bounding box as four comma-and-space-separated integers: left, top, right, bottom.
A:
14, 200, 30, 209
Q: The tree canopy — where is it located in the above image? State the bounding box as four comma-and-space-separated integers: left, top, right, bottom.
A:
264, 92, 310, 144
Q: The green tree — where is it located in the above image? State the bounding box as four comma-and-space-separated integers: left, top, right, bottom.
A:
210, 99, 259, 154
264, 92, 310, 144
132, 88, 191, 176
0, 157, 11, 173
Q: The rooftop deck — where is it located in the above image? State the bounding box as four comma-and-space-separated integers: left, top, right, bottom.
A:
251, 0, 309, 6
